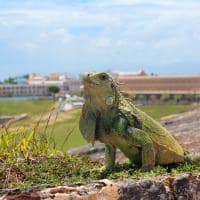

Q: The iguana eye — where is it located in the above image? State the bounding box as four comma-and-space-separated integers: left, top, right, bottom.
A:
99, 74, 108, 81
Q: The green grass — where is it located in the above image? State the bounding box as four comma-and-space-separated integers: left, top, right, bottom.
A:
45, 109, 87, 151
0, 100, 86, 151
0, 100, 54, 115
1, 154, 199, 189
0, 100, 198, 151
137, 104, 196, 120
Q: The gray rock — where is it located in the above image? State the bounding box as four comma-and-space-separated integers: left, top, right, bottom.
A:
172, 174, 200, 200
1, 174, 200, 200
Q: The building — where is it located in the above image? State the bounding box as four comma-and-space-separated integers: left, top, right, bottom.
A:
116, 75, 200, 94
0, 72, 81, 97
28, 73, 46, 84
0, 84, 48, 97
28, 73, 81, 91
64, 78, 81, 91
111, 70, 147, 79
47, 73, 61, 81
13, 76, 28, 84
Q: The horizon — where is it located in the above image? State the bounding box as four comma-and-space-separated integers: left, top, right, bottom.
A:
1, 69, 200, 82
1, 0, 200, 79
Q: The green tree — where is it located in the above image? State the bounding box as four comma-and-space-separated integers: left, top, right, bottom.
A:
48, 86, 60, 99
174, 94, 182, 104
23, 74, 29, 79
160, 94, 170, 103
4, 77, 17, 84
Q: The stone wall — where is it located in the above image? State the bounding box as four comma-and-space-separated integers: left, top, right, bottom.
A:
1, 173, 200, 200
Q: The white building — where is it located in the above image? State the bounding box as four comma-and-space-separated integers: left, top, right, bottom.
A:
0, 84, 48, 97
0, 72, 81, 97
28, 73, 81, 91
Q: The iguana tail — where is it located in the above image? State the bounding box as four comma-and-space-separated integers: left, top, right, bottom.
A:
184, 152, 200, 164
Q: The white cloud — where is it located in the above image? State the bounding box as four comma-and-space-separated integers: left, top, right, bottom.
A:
46, 28, 73, 44
1, 0, 200, 76
93, 37, 111, 48
21, 42, 38, 50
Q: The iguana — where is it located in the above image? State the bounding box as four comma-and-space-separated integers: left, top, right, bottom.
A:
79, 72, 189, 170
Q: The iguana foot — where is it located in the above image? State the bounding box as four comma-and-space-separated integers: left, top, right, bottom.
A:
141, 164, 154, 172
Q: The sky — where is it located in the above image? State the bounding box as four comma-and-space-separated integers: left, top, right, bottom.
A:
0, 0, 200, 79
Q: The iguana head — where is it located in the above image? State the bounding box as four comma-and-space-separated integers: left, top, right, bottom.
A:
83, 72, 119, 110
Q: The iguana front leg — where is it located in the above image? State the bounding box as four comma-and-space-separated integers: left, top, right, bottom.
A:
105, 144, 116, 169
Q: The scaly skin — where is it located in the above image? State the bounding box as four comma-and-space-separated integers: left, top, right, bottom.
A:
79, 72, 185, 170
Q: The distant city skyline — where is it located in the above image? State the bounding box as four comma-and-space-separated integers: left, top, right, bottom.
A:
1, 0, 200, 79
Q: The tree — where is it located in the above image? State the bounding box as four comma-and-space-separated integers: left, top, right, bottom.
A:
4, 77, 17, 84
23, 74, 29, 79
48, 86, 60, 99
160, 94, 170, 103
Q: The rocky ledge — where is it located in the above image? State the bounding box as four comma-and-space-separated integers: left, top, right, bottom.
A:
0, 173, 200, 200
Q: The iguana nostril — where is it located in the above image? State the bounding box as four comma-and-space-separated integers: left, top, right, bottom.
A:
83, 73, 91, 82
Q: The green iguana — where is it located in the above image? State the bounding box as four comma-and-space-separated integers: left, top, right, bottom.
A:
79, 72, 191, 170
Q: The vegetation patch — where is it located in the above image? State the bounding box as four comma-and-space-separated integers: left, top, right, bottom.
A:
0, 100, 54, 116
0, 154, 199, 189
0, 101, 199, 189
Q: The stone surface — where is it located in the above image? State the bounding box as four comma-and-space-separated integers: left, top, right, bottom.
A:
172, 174, 200, 200
1, 174, 200, 200
161, 108, 200, 153
0, 114, 28, 127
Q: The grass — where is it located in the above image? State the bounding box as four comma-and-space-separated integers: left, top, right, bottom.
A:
0, 100, 86, 151
0, 100, 54, 116
0, 100, 199, 189
137, 104, 195, 120
0, 100, 198, 151
0, 154, 199, 189
44, 109, 87, 151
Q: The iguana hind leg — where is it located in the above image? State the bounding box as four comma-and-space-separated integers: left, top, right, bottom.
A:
127, 127, 156, 170
141, 143, 156, 170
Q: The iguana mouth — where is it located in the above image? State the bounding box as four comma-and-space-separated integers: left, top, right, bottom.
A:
83, 77, 100, 86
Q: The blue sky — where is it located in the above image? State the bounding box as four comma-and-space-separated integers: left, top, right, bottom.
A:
0, 0, 200, 79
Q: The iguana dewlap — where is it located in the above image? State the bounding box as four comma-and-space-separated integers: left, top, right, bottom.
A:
79, 72, 185, 170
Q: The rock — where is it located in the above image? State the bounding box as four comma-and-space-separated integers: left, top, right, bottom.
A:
118, 179, 170, 200
161, 108, 200, 153
4, 193, 40, 200
172, 174, 200, 200
1, 174, 200, 200
0, 114, 28, 127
